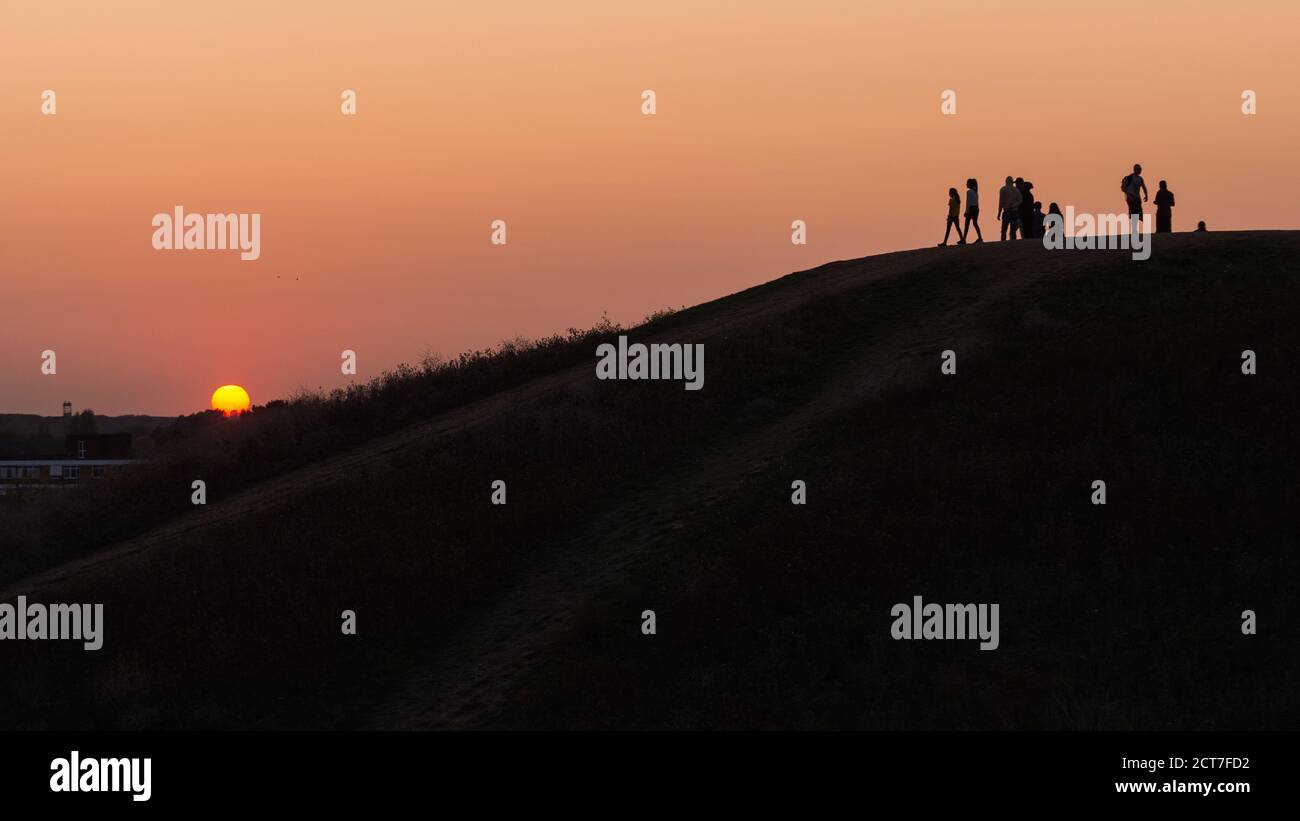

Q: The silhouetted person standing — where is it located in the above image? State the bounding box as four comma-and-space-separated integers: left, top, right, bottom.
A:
998, 176, 1022, 240
1013, 177, 1026, 225
1029, 202, 1046, 239
1196, 220, 1207, 232
1154, 180, 1175, 233
963, 178, 983, 243
1122, 163, 1148, 222
939, 187, 966, 245
1019, 181, 1036, 237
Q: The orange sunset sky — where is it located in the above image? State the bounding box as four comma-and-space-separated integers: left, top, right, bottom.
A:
2, 0, 1298, 415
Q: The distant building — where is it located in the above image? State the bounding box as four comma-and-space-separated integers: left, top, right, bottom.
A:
65, 433, 132, 459
0, 434, 136, 494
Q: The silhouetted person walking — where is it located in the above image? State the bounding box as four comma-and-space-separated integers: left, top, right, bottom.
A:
998, 176, 1022, 240
1122, 163, 1148, 222
939, 187, 966, 245
1154, 180, 1175, 233
963, 178, 983, 243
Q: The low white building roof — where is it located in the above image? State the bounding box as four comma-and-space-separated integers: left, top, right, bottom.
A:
0, 459, 137, 466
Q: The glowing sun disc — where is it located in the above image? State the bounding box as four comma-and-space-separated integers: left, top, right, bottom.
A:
211, 384, 251, 416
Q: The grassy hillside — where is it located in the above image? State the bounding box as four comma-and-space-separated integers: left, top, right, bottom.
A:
2, 231, 1298, 730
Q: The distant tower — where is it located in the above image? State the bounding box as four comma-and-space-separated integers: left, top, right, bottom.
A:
62, 401, 72, 417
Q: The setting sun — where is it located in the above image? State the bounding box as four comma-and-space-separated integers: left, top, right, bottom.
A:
211, 384, 251, 416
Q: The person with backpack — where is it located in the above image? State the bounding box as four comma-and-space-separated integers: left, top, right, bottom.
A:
998, 176, 1022, 240
1154, 180, 1175, 233
1122, 163, 1148, 222
939, 187, 966, 245
962, 178, 983, 243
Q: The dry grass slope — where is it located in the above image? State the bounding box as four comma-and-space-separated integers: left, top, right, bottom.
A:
2, 231, 1297, 730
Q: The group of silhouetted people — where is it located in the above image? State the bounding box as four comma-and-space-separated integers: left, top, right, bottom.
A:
939, 164, 1188, 246
1119, 163, 1179, 233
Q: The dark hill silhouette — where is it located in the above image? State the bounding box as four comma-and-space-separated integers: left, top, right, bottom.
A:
0, 414, 173, 438
2, 230, 1298, 730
